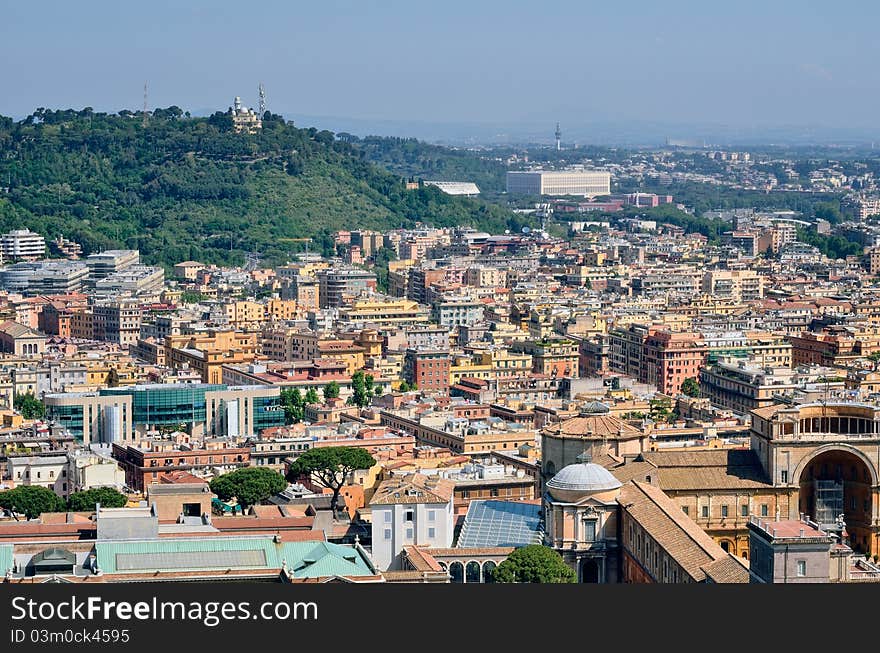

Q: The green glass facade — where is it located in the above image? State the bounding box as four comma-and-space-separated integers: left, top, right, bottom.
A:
101, 384, 224, 428
252, 395, 285, 432
48, 404, 84, 442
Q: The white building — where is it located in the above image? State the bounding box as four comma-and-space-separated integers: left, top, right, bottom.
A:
67, 449, 127, 497
7, 450, 125, 499
506, 170, 612, 197
368, 473, 455, 571
0, 229, 46, 262
8, 455, 68, 495
231, 96, 262, 134
423, 181, 481, 196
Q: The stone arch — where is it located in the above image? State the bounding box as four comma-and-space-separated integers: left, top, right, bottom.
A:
792, 443, 879, 488
544, 460, 556, 478
581, 558, 600, 583
796, 445, 877, 556
465, 560, 481, 584
449, 561, 464, 583
482, 560, 496, 583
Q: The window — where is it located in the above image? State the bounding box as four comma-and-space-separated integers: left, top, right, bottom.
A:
427, 510, 435, 522
781, 470, 788, 484
404, 509, 414, 522
701, 505, 709, 518
796, 560, 807, 577
384, 511, 392, 523
681, 506, 689, 516
384, 529, 391, 540
428, 527, 436, 539
405, 528, 414, 540
741, 504, 749, 517
761, 504, 769, 517
583, 520, 596, 542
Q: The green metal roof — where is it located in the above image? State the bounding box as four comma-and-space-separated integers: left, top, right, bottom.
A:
96, 537, 282, 574
0, 544, 12, 575
94, 537, 376, 579
281, 541, 375, 580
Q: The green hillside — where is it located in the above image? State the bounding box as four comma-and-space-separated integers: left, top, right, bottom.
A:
350, 135, 509, 194
0, 108, 518, 268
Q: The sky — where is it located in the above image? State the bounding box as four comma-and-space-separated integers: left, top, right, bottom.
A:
3, 0, 879, 142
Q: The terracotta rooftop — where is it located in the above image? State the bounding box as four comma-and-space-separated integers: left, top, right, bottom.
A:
402, 545, 444, 572
750, 519, 830, 540
640, 449, 771, 491
701, 555, 750, 583
541, 414, 644, 440
620, 481, 740, 583
369, 473, 455, 506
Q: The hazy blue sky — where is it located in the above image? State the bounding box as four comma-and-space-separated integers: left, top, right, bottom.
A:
3, 0, 878, 132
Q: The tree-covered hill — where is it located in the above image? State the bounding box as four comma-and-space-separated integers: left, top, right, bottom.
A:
0, 108, 518, 268
348, 135, 509, 194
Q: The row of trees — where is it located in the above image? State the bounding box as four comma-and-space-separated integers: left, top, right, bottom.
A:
208, 447, 376, 518
278, 374, 383, 425
0, 486, 128, 520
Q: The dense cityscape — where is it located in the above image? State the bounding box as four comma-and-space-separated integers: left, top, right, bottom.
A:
1, 94, 880, 586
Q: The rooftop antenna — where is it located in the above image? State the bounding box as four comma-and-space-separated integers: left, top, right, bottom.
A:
142, 81, 148, 128
258, 82, 266, 116
555, 123, 561, 151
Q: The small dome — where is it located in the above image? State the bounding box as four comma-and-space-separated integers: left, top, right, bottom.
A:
547, 455, 622, 502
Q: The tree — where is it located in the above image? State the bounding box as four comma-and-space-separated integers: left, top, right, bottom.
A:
398, 380, 417, 393
868, 351, 880, 371
493, 545, 577, 583
323, 381, 340, 401
209, 467, 287, 511
68, 487, 128, 511
179, 290, 206, 304
280, 387, 305, 424
286, 447, 376, 519
0, 486, 66, 520
680, 377, 700, 398
349, 371, 373, 408
14, 393, 45, 420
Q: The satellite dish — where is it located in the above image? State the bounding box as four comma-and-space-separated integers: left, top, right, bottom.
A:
504, 230, 511, 235
521, 226, 531, 234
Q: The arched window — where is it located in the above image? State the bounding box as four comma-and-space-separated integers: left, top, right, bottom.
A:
449, 561, 464, 583
720, 540, 730, 553
465, 561, 481, 584
544, 461, 556, 478
483, 561, 496, 583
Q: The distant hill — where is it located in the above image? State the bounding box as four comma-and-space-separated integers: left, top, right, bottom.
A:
0, 107, 519, 268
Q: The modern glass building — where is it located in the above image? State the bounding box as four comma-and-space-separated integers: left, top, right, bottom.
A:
101, 384, 224, 429
45, 383, 284, 444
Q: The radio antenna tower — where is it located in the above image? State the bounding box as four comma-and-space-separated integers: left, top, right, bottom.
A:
258, 83, 266, 117
555, 122, 561, 151
142, 82, 149, 128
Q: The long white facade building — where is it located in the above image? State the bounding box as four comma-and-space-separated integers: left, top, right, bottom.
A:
507, 170, 611, 197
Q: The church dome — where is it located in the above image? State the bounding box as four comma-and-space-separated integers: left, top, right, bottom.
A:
546, 454, 622, 502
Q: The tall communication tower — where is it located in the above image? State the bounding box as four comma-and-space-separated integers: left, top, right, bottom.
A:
555, 122, 561, 151
142, 82, 149, 128
258, 83, 266, 117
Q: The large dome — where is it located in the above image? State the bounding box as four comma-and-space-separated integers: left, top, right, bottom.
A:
546, 456, 622, 502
